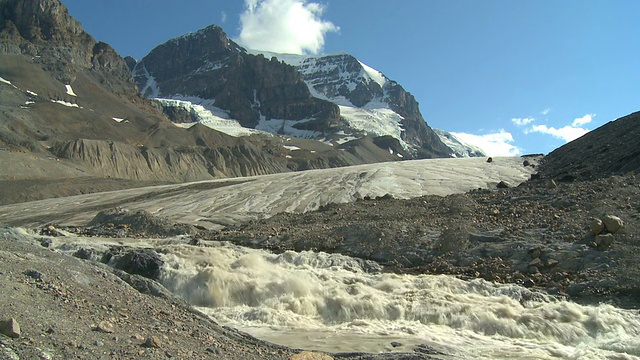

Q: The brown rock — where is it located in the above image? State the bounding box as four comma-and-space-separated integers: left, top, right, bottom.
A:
528, 258, 542, 267
96, 320, 114, 333
289, 351, 334, 360
0, 318, 20, 338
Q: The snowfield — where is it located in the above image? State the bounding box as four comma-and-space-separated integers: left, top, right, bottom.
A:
65, 84, 77, 96
0, 156, 538, 229
156, 97, 263, 137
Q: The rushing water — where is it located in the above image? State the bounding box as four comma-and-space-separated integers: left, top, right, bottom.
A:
154, 241, 640, 359
44, 232, 640, 359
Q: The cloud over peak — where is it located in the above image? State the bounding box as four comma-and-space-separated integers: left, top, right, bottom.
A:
450, 130, 521, 157
238, 0, 339, 55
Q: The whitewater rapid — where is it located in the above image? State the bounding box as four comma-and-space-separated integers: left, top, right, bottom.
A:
44, 232, 640, 360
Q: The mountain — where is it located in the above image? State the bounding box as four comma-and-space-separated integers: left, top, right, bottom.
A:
132, 25, 452, 159
433, 129, 486, 158
0, 0, 422, 205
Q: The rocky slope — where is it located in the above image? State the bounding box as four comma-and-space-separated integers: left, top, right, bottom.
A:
539, 110, 640, 181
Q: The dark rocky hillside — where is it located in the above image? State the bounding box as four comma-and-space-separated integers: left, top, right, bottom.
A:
540, 111, 640, 181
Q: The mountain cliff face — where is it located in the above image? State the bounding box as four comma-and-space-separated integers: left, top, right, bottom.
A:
133, 25, 339, 129
279, 52, 452, 158
0, 0, 132, 89
133, 25, 452, 159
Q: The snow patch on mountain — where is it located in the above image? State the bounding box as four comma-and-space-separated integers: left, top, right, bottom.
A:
434, 129, 486, 158
156, 97, 262, 137
339, 104, 407, 149
358, 61, 386, 87
51, 100, 79, 108
65, 85, 77, 97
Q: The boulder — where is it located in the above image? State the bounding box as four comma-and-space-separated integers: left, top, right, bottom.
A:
589, 218, 605, 235
113, 249, 163, 280
143, 336, 162, 348
0, 318, 21, 338
96, 320, 114, 333
603, 215, 624, 233
595, 233, 615, 248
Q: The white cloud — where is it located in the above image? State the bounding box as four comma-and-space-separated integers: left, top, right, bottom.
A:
238, 0, 339, 55
571, 113, 594, 127
541, 108, 551, 115
511, 117, 534, 126
529, 124, 589, 143
528, 113, 595, 143
221, 11, 228, 23
450, 130, 521, 157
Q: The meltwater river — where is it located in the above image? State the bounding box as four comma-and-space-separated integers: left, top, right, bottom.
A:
49, 233, 640, 360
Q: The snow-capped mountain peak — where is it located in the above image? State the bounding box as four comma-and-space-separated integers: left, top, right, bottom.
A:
133, 24, 452, 159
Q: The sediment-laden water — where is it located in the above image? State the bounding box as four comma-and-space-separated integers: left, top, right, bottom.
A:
41, 232, 640, 359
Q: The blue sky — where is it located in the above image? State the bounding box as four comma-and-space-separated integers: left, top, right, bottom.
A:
61, 0, 639, 155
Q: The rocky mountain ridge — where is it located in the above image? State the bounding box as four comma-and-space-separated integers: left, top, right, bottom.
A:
132, 25, 452, 159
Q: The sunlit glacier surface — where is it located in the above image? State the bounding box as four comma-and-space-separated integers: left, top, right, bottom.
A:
0, 156, 536, 228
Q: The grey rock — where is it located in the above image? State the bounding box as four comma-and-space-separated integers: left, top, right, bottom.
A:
24, 269, 45, 281
0, 346, 19, 360
110, 248, 163, 280
595, 233, 615, 248
0, 318, 21, 338
143, 336, 162, 348
496, 181, 509, 189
